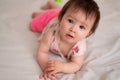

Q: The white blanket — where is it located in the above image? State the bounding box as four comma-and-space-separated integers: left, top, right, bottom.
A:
0, 0, 120, 80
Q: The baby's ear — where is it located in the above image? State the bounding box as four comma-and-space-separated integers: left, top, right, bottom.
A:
87, 31, 93, 37
58, 18, 61, 23
57, 19, 61, 25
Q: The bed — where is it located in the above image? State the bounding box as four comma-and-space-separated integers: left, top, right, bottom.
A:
0, 0, 120, 80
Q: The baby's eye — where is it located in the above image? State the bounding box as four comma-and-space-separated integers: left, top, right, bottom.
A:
68, 19, 74, 24
79, 25, 86, 30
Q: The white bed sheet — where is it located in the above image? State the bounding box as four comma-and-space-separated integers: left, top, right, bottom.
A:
0, 0, 120, 80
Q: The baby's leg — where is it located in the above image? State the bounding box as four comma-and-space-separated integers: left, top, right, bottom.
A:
30, 9, 60, 32
40, 0, 61, 10
31, 0, 60, 19
30, 12, 43, 31
32, 12, 43, 19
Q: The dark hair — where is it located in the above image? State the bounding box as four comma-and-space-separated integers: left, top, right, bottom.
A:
58, 0, 100, 34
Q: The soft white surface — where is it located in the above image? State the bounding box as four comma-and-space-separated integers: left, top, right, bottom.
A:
0, 0, 120, 80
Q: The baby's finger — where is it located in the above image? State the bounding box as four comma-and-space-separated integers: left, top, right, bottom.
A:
47, 61, 54, 67
47, 63, 54, 68
48, 74, 56, 80
39, 73, 44, 79
43, 73, 48, 80
48, 72, 59, 80
46, 67, 55, 72
48, 60, 54, 64
52, 74, 59, 79
50, 70, 58, 75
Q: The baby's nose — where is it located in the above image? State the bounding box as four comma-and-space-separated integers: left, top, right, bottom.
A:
69, 25, 77, 33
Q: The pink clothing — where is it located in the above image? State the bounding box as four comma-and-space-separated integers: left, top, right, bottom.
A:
31, 9, 60, 32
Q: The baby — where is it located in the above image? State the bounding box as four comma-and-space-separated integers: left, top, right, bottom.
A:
30, 0, 100, 80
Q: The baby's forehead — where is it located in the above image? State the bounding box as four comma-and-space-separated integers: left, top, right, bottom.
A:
66, 8, 96, 20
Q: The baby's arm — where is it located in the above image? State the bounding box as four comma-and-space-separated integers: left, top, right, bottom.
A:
37, 24, 59, 79
37, 40, 49, 70
46, 55, 84, 74
62, 55, 84, 73
37, 25, 56, 71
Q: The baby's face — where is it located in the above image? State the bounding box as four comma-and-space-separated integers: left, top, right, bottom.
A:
59, 9, 95, 44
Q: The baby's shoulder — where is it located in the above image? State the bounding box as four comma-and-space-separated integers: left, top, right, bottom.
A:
39, 22, 59, 42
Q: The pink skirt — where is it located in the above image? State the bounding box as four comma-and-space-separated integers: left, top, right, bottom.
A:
30, 9, 60, 32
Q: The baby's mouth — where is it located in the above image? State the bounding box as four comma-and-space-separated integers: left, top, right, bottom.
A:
66, 34, 74, 38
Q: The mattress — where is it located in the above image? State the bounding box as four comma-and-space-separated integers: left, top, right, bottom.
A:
0, 0, 120, 80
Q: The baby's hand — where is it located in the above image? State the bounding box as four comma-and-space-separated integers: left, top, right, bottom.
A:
40, 71, 58, 80
46, 60, 64, 74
